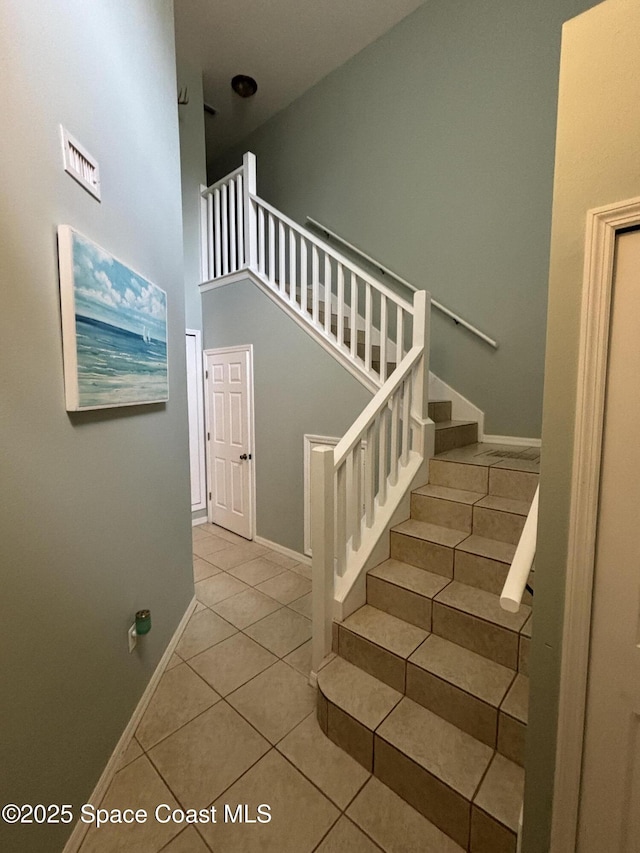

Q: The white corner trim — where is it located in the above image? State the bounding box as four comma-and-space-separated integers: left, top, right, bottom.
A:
62, 596, 197, 853
550, 195, 640, 852
483, 434, 542, 448
253, 534, 311, 566
428, 371, 485, 438
199, 267, 250, 292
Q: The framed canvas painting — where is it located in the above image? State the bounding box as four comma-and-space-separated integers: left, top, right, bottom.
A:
57, 226, 169, 411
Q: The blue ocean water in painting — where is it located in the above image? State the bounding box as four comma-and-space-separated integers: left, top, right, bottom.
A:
75, 316, 168, 407
68, 231, 168, 409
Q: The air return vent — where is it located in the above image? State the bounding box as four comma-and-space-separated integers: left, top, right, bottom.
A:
60, 126, 101, 201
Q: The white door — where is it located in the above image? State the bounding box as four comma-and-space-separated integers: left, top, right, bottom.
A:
186, 330, 206, 511
204, 346, 254, 539
577, 229, 640, 852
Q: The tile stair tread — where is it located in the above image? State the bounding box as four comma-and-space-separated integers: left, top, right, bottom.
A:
412, 483, 486, 506
435, 581, 530, 632
500, 674, 529, 724
473, 753, 524, 832
455, 533, 516, 564
368, 559, 451, 600
408, 634, 516, 708
317, 656, 402, 731
342, 604, 429, 660
376, 697, 493, 801
521, 615, 532, 638
392, 518, 469, 549
434, 419, 478, 431
475, 494, 531, 517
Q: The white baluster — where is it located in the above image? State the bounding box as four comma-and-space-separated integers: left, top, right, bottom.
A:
352, 443, 362, 551
411, 290, 430, 423
221, 183, 229, 275
289, 229, 297, 303
278, 221, 286, 294
324, 255, 332, 337
242, 152, 257, 270
206, 192, 214, 280
401, 378, 411, 466
229, 179, 237, 271
236, 174, 244, 266
337, 264, 345, 348
364, 423, 375, 528
257, 205, 265, 275
311, 446, 335, 676
390, 389, 400, 486
396, 305, 403, 362
335, 462, 347, 577
213, 188, 221, 278
268, 214, 275, 284
380, 295, 388, 381
364, 282, 372, 372
312, 245, 319, 325
378, 409, 388, 506
300, 239, 308, 315
350, 274, 358, 361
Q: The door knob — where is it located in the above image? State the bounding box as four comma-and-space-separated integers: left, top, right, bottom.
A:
239, 453, 248, 460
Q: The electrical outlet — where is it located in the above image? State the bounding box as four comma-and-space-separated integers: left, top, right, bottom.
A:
128, 623, 137, 653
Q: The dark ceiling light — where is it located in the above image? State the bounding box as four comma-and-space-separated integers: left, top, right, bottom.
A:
231, 75, 258, 98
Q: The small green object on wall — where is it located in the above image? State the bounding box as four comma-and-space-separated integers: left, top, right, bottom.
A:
135, 609, 151, 635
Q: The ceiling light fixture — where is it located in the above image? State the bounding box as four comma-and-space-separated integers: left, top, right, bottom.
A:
231, 75, 258, 98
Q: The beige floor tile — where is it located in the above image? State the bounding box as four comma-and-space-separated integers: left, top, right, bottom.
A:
165, 653, 182, 670
226, 556, 288, 585
227, 660, 316, 743
136, 664, 219, 750
149, 702, 270, 810
211, 587, 282, 629
160, 826, 210, 852
189, 632, 277, 696
199, 749, 339, 852
175, 609, 237, 659
80, 756, 182, 853
118, 736, 143, 770
195, 573, 250, 607
245, 607, 311, 657
347, 777, 465, 853
256, 570, 312, 604
194, 601, 207, 614
263, 550, 301, 570
289, 561, 312, 579
192, 534, 234, 558
209, 524, 250, 545
284, 638, 312, 676
278, 714, 370, 809
315, 817, 381, 852
206, 542, 269, 570
193, 557, 221, 582
288, 592, 312, 619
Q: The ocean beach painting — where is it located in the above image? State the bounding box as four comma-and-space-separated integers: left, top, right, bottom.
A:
58, 226, 168, 410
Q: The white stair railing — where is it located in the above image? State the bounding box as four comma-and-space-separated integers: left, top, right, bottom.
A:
201, 153, 414, 389
500, 485, 539, 612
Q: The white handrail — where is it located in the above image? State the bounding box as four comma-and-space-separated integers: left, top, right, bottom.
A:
201, 165, 244, 197
307, 216, 498, 350
500, 485, 539, 612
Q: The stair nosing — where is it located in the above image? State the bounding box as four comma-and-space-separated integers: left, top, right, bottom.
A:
341, 604, 429, 660
392, 518, 470, 549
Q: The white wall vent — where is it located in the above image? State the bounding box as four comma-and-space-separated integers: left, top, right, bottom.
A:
60, 126, 101, 201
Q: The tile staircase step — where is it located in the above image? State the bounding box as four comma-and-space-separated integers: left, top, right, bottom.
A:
455, 534, 516, 565
475, 493, 531, 517
406, 634, 516, 747
366, 559, 451, 630
390, 518, 469, 578
488, 466, 539, 502
375, 698, 493, 848
432, 581, 531, 668
518, 616, 532, 676
317, 656, 402, 771
338, 605, 429, 692
429, 458, 490, 493
497, 673, 529, 766
471, 504, 526, 546
411, 491, 474, 533
471, 753, 524, 851
413, 482, 486, 506
428, 399, 453, 423
453, 546, 532, 601
435, 421, 479, 454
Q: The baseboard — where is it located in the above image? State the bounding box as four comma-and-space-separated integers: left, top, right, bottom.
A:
62, 596, 197, 853
253, 534, 311, 566
192, 516, 208, 527
483, 434, 542, 448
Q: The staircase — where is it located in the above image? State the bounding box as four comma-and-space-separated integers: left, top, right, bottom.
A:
317, 408, 536, 853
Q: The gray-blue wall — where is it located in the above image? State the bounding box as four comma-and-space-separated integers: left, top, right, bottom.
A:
0, 3, 192, 850
210, 0, 599, 438
202, 279, 371, 553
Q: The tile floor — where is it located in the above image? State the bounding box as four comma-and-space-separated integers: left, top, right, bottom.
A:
78, 523, 451, 853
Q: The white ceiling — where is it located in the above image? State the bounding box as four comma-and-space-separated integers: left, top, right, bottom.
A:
174, 0, 425, 164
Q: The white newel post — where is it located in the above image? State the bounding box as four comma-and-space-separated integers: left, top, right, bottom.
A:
311, 445, 335, 679
200, 184, 209, 282
243, 152, 257, 271
411, 289, 434, 458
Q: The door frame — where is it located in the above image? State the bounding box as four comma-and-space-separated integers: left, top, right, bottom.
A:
203, 344, 256, 539
186, 329, 207, 512
551, 196, 640, 851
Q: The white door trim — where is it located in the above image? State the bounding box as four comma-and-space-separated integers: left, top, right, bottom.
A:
551, 196, 640, 852
186, 329, 207, 512
203, 344, 256, 539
